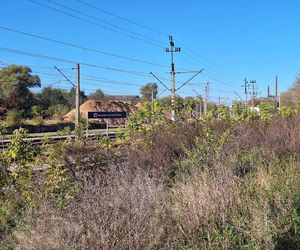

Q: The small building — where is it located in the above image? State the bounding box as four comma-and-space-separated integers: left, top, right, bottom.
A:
103, 95, 140, 105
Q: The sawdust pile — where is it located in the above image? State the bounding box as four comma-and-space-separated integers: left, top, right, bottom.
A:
64, 100, 138, 125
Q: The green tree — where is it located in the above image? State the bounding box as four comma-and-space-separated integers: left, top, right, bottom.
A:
31, 105, 42, 117
88, 89, 105, 101
217, 105, 230, 119
231, 101, 245, 120
0, 65, 41, 111
47, 104, 70, 120
259, 102, 277, 121
281, 75, 300, 108
35, 86, 69, 111
67, 87, 87, 107
182, 96, 196, 110
140, 83, 158, 101
6, 128, 33, 162
6, 109, 23, 126
128, 100, 165, 131
160, 95, 184, 111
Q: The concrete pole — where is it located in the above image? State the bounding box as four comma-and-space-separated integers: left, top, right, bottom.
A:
75, 63, 80, 126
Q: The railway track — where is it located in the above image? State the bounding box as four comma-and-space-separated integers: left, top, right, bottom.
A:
0, 130, 118, 149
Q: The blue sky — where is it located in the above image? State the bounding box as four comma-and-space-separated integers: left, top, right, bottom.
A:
1, 0, 300, 105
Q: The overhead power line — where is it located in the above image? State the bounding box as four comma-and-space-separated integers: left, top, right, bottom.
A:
0, 47, 200, 87
78, 0, 246, 94
202, 72, 237, 89
45, 0, 243, 90
54, 66, 75, 87
28, 0, 165, 48
70, 0, 243, 85
31, 70, 143, 88
26, 1, 241, 91
182, 49, 243, 82
47, 0, 166, 46
0, 46, 151, 77
178, 53, 240, 88
0, 26, 168, 69
76, 0, 168, 37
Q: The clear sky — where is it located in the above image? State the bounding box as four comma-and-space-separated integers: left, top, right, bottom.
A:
1, 0, 300, 105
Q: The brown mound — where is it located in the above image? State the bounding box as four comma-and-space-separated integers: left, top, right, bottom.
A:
64, 100, 137, 125
135, 102, 143, 109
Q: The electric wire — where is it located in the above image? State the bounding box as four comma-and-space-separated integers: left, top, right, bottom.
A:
47, 0, 166, 46
28, 0, 165, 48
76, 0, 168, 37
0, 26, 168, 69
0, 46, 151, 77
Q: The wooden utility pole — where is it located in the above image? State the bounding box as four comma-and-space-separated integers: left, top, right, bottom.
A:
75, 63, 80, 126
204, 82, 209, 114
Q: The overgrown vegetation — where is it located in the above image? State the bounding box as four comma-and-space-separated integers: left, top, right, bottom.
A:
0, 109, 299, 249
1, 65, 300, 249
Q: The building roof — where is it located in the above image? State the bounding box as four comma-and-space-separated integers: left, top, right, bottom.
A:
104, 95, 140, 102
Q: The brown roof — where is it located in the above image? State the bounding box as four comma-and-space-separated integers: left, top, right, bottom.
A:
104, 95, 139, 102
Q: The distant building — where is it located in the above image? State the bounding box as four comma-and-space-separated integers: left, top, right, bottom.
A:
104, 95, 140, 105
254, 96, 280, 108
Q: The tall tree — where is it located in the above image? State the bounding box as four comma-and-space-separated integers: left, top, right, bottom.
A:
88, 89, 105, 101
67, 87, 87, 107
281, 75, 300, 108
36, 86, 69, 110
0, 65, 41, 111
140, 83, 158, 101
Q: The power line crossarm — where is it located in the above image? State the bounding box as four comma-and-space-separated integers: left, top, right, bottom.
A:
176, 69, 204, 91
149, 72, 170, 91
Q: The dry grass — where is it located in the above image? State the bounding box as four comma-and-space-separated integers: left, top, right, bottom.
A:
8, 114, 300, 249
15, 168, 169, 250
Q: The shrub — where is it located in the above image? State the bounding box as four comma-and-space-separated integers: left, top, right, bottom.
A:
3, 112, 300, 249
5, 109, 23, 126
14, 168, 168, 250
6, 128, 33, 162
47, 104, 69, 120
32, 116, 44, 125
57, 126, 71, 136
30, 105, 41, 117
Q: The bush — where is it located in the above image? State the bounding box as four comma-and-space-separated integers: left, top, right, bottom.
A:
5, 109, 23, 126
2, 112, 300, 249
5, 128, 33, 162
47, 104, 69, 120
32, 116, 44, 125
14, 169, 168, 250
30, 105, 41, 117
